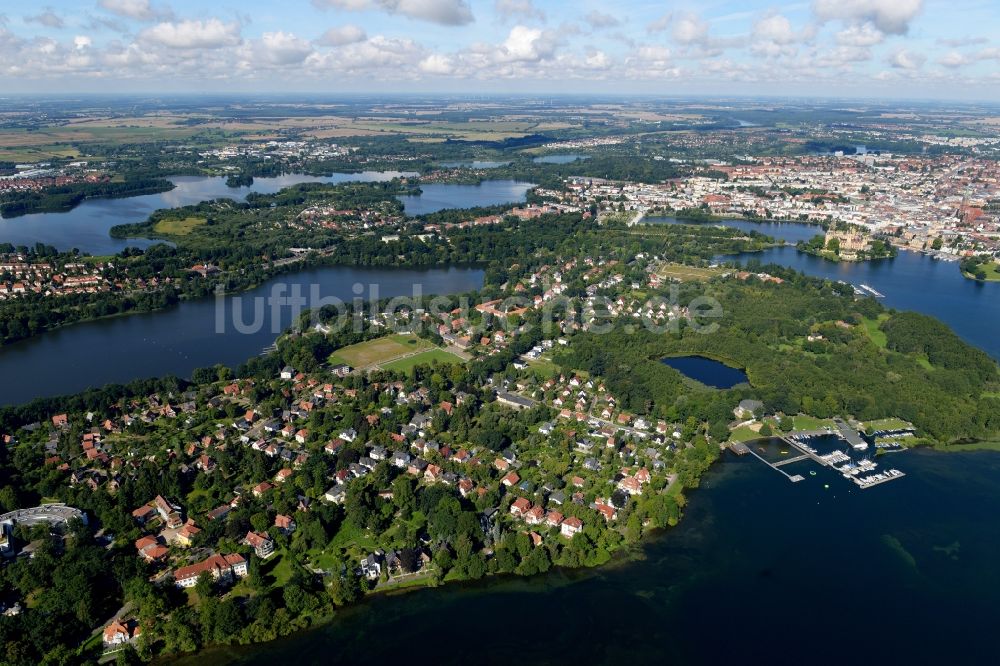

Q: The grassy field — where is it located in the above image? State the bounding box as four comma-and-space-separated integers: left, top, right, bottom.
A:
862, 314, 889, 349
382, 348, 464, 372
328, 334, 433, 368
153, 216, 207, 235
862, 417, 915, 433
527, 358, 559, 379
729, 425, 764, 442
656, 263, 726, 282
791, 415, 836, 431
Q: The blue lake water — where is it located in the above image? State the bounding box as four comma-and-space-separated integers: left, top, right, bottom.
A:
397, 180, 534, 216
532, 154, 589, 164
0, 266, 483, 406
0, 172, 416, 255
662, 355, 749, 388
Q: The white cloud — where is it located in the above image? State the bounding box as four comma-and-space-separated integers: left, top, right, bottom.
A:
98, 0, 170, 22
584, 11, 619, 30
140, 19, 242, 49
25, 10, 64, 29
418, 53, 454, 74
312, 0, 474, 26
752, 15, 797, 45
889, 48, 926, 69
939, 51, 967, 68
672, 13, 709, 45
259, 32, 312, 65
494, 0, 544, 22
74, 35, 92, 51
836, 23, 884, 47
497, 25, 551, 62
583, 48, 611, 70
317, 24, 367, 46
749, 13, 811, 58
813, 0, 923, 36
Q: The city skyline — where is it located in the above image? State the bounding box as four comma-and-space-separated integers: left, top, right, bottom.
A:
1, 1, 999, 99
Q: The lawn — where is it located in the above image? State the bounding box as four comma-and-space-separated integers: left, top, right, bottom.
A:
527, 358, 559, 380
729, 425, 764, 442
381, 348, 464, 372
262, 550, 294, 587
862, 417, 915, 433
862, 314, 889, 349
791, 415, 836, 431
153, 216, 207, 236
328, 334, 432, 368
656, 263, 726, 282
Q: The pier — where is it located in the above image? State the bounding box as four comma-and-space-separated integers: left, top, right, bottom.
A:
742, 445, 805, 482
773, 453, 810, 467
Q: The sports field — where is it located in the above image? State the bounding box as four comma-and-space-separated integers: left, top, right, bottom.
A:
381, 349, 465, 372
328, 334, 434, 368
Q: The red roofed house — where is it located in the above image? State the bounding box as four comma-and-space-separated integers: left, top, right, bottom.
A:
595, 502, 617, 522
243, 531, 275, 559
174, 553, 248, 588
275, 514, 296, 534
501, 471, 520, 487
103, 619, 141, 647
561, 516, 583, 538
524, 505, 545, 525
510, 497, 532, 517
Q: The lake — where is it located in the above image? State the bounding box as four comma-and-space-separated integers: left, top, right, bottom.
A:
0, 266, 483, 406
396, 180, 534, 216
0, 172, 417, 255
179, 447, 1000, 666
662, 355, 749, 388
533, 154, 589, 164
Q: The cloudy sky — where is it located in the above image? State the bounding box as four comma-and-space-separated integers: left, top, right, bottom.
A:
1, 0, 998, 99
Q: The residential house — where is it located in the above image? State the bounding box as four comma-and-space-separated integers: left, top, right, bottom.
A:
244, 531, 275, 559
173, 553, 248, 588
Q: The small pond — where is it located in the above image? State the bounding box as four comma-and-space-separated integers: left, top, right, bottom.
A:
662, 355, 748, 388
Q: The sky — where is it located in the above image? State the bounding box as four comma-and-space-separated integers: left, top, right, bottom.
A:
1, 0, 999, 99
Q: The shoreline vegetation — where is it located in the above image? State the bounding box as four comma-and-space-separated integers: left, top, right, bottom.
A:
0, 177, 176, 218
960, 257, 1000, 282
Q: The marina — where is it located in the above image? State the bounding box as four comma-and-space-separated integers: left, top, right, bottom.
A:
733, 420, 907, 490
